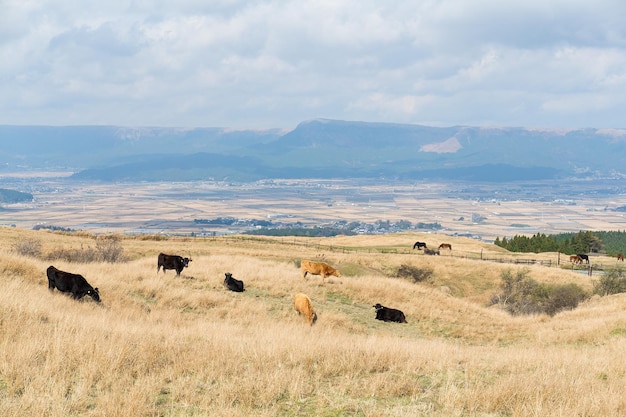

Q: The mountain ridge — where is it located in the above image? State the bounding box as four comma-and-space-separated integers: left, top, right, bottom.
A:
1, 119, 625, 181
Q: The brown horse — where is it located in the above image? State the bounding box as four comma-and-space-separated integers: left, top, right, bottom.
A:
618, 253, 624, 261
569, 255, 583, 264
438, 243, 452, 251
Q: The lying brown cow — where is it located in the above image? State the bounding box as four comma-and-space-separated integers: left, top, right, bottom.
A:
301, 260, 341, 282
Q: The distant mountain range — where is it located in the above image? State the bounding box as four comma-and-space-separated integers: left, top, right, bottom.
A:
1, 119, 625, 182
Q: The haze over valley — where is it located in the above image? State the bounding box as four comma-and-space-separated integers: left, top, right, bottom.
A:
1, 119, 626, 240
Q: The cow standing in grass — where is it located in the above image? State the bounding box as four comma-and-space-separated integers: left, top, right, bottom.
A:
294, 293, 317, 326
157, 253, 191, 276
301, 260, 341, 282
47, 266, 101, 303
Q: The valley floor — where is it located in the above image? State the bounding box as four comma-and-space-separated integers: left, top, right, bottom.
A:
2, 176, 626, 241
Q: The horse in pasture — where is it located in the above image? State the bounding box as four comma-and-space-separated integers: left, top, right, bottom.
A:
569, 255, 583, 264
413, 241, 427, 250
618, 253, 624, 262
438, 243, 452, 251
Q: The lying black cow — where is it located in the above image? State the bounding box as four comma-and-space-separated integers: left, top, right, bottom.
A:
223, 272, 244, 292
373, 303, 407, 323
47, 266, 101, 302
413, 241, 427, 250
157, 253, 191, 276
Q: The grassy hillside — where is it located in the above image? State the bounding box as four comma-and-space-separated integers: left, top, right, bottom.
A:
0, 228, 625, 416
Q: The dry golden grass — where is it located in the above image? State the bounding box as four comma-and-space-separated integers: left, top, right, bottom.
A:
1, 227, 625, 416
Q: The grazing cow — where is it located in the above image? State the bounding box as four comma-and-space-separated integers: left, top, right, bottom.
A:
424, 248, 440, 256
438, 243, 452, 251
223, 272, 244, 292
157, 253, 191, 276
577, 254, 590, 264
294, 293, 317, 326
413, 241, 427, 250
618, 253, 624, 262
569, 255, 583, 264
301, 260, 341, 282
46, 266, 100, 302
373, 303, 407, 323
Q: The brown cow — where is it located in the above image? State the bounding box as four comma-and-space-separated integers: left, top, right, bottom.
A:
293, 293, 317, 326
618, 253, 624, 262
301, 260, 341, 282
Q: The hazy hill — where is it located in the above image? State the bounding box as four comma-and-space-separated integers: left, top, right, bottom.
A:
2, 120, 625, 181
0, 188, 33, 204
0, 125, 283, 169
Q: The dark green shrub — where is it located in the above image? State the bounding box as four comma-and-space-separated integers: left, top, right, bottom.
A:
545, 283, 587, 316
593, 267, 626, 296
396, 264, 433, 283
491, 269, 587, 316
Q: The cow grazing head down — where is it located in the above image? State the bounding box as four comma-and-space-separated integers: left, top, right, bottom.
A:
301, 260, 341, 282
223, 272, 245, 292
157, 253, 192, 276
46, 265, 101, 303
373, 303, 407, 323
294, 293, 317, 326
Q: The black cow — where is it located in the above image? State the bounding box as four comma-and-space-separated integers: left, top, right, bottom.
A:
223, 272, 245, 292
46, 266, 100, 302
373, 303, 407, 323
577, 254, 590, 264
424, 248, 440, 255
413, 241, 427, 250
157, 253, 191, 276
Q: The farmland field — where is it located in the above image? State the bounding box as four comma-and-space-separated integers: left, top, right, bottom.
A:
2, 174, 626, 240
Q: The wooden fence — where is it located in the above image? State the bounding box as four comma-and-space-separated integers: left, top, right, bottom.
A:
203, 235, 616, 276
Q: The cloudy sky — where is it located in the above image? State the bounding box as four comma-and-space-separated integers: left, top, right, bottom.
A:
2, 0, 626, 129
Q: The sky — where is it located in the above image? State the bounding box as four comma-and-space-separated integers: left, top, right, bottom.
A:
2, 0, 626, 129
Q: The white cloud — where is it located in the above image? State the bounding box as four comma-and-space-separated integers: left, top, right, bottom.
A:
1, 0, 626, 128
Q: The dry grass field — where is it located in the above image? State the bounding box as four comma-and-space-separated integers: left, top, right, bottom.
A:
1, 227, 625, 416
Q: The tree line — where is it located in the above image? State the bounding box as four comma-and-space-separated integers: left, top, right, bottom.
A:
494, 230, 626, 255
